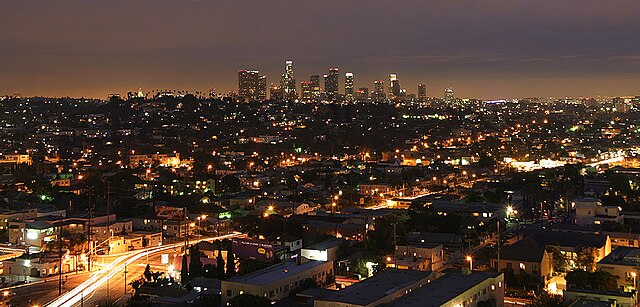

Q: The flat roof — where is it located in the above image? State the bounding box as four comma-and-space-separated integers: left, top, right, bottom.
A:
305, 238, 343, 250
317, 269, 432, 306
226, 260, 330, 286
598, 246, 640, 266
391, 270, 501, 306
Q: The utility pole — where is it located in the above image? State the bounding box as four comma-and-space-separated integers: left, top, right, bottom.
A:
124, 262, 127, 296
393, 222, 397, 269
58, 224, 63, 295
87, 187, 93, 272
497, 220, 500, 272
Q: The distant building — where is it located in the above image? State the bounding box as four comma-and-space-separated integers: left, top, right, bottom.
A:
418, 83, 427, 100
301, 81, 313, 101
324, 68, 339, 101
301, 238, 343, 262
388, 73, 401, 99
238, 70, 267, 101
0, 154, 31, 165
372, 80, 385, 101
355, 87, 369, 100
574, 197, 622, 226
390, 242, 444, 271
270, 83, 284, 100
344, 72, 354, 101
310, 75, 321, 100
491, 241, 553, 281
444, 87, 454, 101
280, 60, 297, 100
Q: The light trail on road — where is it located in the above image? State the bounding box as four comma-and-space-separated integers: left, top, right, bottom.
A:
45, 233, 241, 307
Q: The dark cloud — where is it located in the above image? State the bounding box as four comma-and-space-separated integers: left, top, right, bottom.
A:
0, 0, 639, 98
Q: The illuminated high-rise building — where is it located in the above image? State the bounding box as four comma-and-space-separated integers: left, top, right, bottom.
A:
300, 81, 313, 101
444, 87, 454, 101
280, 60, 297, 100
418, 84, 427, 100
270, 83, 284, 100
324, 67, 339, 101
355, 87, 369, 101
344, 72, 354, 101
372, 80, 385, 101
238, 70, 266, 101
388, 73, 401, 99
310, 75, 321, 100
257, 75, 267, 100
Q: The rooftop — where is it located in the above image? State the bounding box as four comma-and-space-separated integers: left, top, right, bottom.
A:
597, 246, 640, 266
317, 269, 432, 306
226, 259, 329, 286
391, 270, 502, 306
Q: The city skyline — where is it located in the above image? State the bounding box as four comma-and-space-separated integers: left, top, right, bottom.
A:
1, 0, 640, 99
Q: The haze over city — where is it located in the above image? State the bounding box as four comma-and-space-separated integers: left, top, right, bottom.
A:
1, 0, 640, 98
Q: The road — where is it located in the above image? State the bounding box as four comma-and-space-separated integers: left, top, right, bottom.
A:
43, 233, 240, 307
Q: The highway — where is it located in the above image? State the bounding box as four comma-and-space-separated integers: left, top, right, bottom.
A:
43, 233, 240, 307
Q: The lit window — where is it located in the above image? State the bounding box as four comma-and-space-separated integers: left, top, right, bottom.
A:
520, 263, 526, 270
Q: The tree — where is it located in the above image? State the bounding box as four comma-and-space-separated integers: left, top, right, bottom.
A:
576, 246, 597, 272
226, 245, 235, 278
227, 293, 271, 307
217, 244, 225, 280
144, 264, 152, 283
189, 245, 203, 278
565, 270, 618, 291
550, 248, 568, 272
180, 254, 189, 286
222, 175, 241, 193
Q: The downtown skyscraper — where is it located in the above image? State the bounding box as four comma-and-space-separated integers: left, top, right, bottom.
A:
388, 73, 401, 99
238, 70, 267, 101
310, 75, 321, 100
324, 68, 339, 101
344, 72, 354, 101
280, 60, 297, 100
372, 80, 385, 101
418, 83, 427, 100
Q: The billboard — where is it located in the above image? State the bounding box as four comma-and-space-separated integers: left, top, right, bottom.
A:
232, 238, 274, 263
155, 205, 186, 220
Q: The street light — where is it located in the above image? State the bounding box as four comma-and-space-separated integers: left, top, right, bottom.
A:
466, 256, 473, 271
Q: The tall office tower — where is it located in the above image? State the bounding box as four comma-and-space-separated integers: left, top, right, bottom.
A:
324, 67, 339, 101
300, 81, 313, 101
418, 84, 427, 100
388, 73, 401, 99
238, 70, 265, 101
310, 75, 321, 100
280, 60, 297, 100
257, 75, 267, 100
372, 80, 385, 101
344, 72, 354, 101
444, 87, 454, 101
355, 87, 369, 100
270, 83, 284, 100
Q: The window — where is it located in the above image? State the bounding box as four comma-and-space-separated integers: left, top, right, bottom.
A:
519, 263, 526, 270
226, 290, 232, 297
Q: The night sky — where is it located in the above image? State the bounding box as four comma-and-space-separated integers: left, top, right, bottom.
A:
1, 0, 639, 99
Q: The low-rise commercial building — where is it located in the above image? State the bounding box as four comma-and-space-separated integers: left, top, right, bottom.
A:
314, 269, 436, 307
222, 260, 334, 304
390, 270, 505, 307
